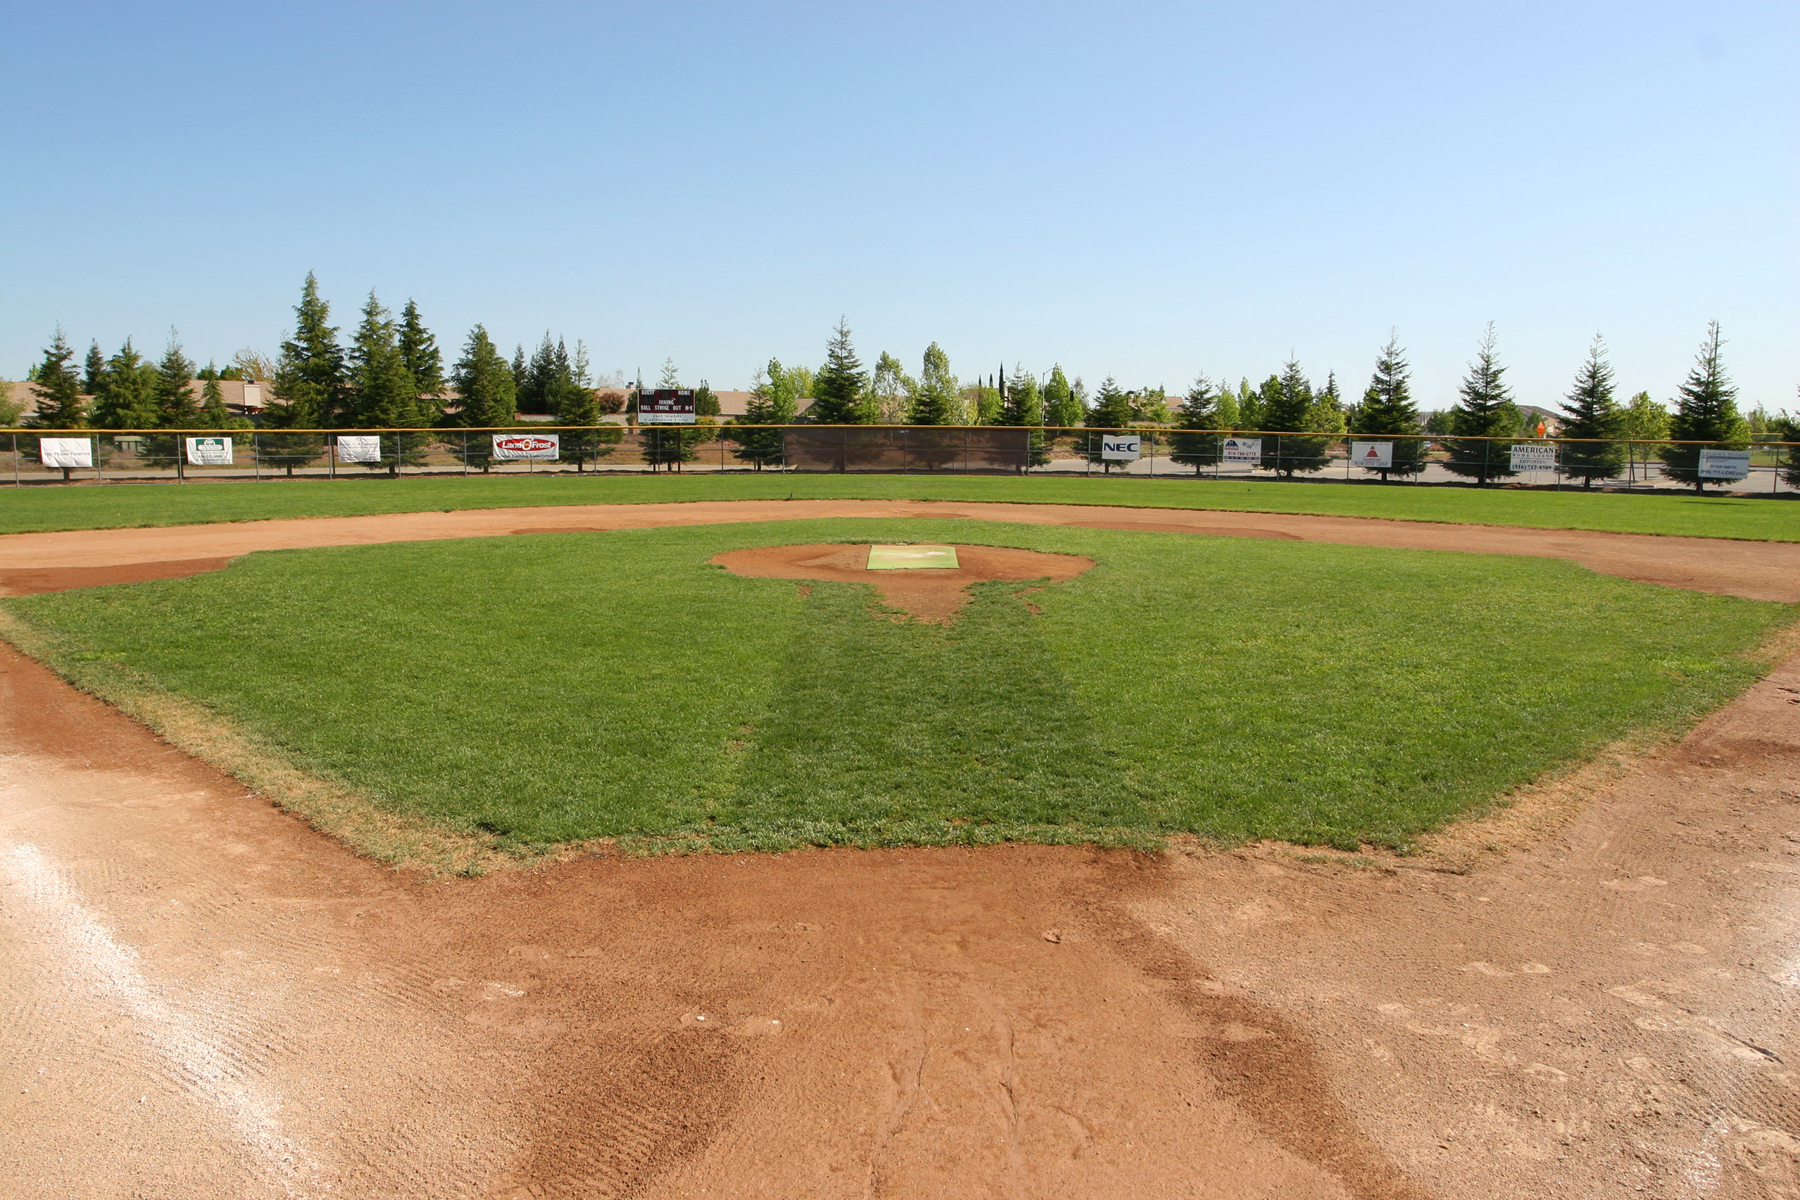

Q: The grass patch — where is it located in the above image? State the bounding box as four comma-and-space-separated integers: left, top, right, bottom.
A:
3, 518, 1790, 858
1, 472, 1797, 540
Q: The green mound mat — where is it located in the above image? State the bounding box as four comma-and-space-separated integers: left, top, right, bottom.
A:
867, 544, 960, 570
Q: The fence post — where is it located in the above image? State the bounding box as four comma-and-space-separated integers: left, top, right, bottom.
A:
94, 435, 102, 484
10, 432, 17, 487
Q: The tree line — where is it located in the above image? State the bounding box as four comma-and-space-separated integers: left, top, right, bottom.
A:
8, 277, 1795, 490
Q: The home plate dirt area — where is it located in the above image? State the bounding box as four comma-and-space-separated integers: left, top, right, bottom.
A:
3, 501, 1800, 1199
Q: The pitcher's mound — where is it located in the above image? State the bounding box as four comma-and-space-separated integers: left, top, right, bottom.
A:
711, 543, 1095, 624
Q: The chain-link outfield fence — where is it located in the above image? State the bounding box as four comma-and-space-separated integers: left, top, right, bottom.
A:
4, 426, 1798, 494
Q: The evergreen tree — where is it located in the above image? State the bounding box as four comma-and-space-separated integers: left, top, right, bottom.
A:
995, 364, 1049, 469
83, 341, 106, 395
90, 339, 160, 429
28, 327, 86, 427
1350, 334, 1427, 480
810, 318, 870, 424
1258, 360, 1335, 476
1043, 365, 1082, 431
906, 343, 959, 424
556, 355, 619, 473
733, 357, 798, 469
154, 332, 199, 425
397, 299, 445, 423
1659, 321, 1746, 492
1442, 325, 1521, 483
1083, 376, 1135, 471
1557, 336, 1624, 487
1169, 374, 1222, 472
1774, 407, 1800, 491
447, 324, 517, 472
198, 375, 232, 427
346, 293, 418, 426
273, 272, 345, 428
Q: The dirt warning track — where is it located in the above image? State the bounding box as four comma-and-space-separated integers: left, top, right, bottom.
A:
3, 503, 1800, 1198
2, 497, 1798, 600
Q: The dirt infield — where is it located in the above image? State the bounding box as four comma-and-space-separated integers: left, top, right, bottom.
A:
3, 497, 1799, 600
710, 543, 1095, 623
4, 503, 1800, 1198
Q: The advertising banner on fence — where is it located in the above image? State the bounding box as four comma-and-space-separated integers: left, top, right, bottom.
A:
1351, 441, 1393, 470
1100, 433, 1141, 461
493, 433, 560, 461
638, 389, 696, 424
185, 436, 233, 466
1510, 443, 1557, 472
38, 437, 93, 468
1221, 437, 1261, 467
335, 435, 381, 463
1698, 449, 1751, 480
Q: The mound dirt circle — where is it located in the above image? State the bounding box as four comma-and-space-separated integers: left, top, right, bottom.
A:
709, 542, 1095, 623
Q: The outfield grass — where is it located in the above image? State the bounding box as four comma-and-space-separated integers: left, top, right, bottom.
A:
1, 472, 1797, 540
6, 519, 1788, 855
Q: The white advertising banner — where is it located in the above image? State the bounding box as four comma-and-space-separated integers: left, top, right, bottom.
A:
1698, 449, 1750, 480
1221, 437, 1261, 467
1351, 441, 1393, 470
38, 437, 93, 468
185, 436, 233, 466
335, 435, 382, 463
493, 433, 560, 461
1099, 433, 1141, 461
1510, 443, 1557, 472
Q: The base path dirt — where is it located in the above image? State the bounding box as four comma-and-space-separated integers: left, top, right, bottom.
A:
2, 498, 1798, 600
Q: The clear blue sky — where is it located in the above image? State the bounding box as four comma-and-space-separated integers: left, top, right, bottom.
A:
3, 1, 1794, 412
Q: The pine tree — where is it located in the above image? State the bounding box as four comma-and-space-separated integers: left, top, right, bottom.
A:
346, 293, 418, 426
397, 300, 445, 423
1442, 325, 1521, 483
28, 327, 86, 427
90, 339, 160, 429
154, 332, 199, 426
1659, 321, 1746, 492
1350, 334, 1427, 480
1082, 376, 1134, 471
808, 318, 869, 424
1169, 375, 1221, 472
1557, 336, 1624, 487
733, 357, 799, 469
1043, 366, 1082, 431
993, 364, 1048, 469
556, 350, 618, 473
448, 324, 517, 472
83, 341, 106, 396
1775, 404, 1800, 491
1257, 360, 1335, 476
907, 343, 959, 425
274, 272, 345, 428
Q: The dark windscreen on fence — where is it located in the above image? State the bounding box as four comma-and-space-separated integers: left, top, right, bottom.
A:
782, 426, 1030, 474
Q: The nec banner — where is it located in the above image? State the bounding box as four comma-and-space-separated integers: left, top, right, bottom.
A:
493, 433, 561, 461
638, 389, 696, 424
1100, 433, 1141, 461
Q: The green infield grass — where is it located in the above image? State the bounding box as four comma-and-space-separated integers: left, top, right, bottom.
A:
3, 518, 1790, 858
1, 472, 1797, 540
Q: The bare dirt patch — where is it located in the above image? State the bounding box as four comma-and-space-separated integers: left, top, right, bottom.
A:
0, 556, 235, 596
709, 542, 1094, 623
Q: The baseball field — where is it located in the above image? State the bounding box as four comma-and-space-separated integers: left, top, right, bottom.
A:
3, 476, 1799, 1198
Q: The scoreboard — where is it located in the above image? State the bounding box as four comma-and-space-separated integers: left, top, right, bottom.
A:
638, 388, 696, 424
